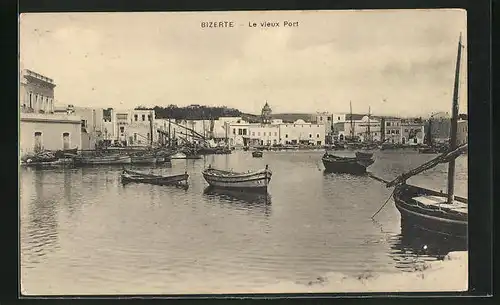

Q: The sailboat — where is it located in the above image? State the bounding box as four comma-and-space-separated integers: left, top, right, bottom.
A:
382, 34, 467, 239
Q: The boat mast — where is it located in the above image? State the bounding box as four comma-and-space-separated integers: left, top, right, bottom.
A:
446, 33, 463, 204
367, 106, 371, 142
149, 110, 154, 147
168, 118, 172, 147
349, 101, 354, 140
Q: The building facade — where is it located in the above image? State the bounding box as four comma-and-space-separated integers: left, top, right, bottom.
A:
333, 116, 381, 142
20, 70, 82, 157
19, 69, 56, 114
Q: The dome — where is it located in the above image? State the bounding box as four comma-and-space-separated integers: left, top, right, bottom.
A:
261, 101, 272, 124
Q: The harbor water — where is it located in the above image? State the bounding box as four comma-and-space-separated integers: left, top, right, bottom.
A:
20, 149, 468, 295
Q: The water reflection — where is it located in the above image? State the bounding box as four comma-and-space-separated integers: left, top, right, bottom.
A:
388, 224, 467, 272
203, 186, 272, 217
22, 170, 60, 266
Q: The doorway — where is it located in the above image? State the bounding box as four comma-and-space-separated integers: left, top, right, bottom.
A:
63, 132, 70, 149
34, 132, 42, 152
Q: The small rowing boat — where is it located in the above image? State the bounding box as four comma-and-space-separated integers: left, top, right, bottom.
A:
252, 150, 263, 158
121, 169, 189, 186
202, 165, 272, 192
322, 152, 374, 174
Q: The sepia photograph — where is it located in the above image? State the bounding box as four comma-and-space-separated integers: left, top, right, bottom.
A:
19, 9, 468, 295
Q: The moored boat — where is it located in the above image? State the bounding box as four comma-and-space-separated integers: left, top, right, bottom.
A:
21, 157, 74, 168
393, 183, 467, 238
322, 152, 374, 174
252, 150, 263, 158
121, 169, 189, 186
74, 154, 131, 165
355, 151, 374, 160
130, 154, 157, 164
376, 34, 468, 240
202, 165, 272, 192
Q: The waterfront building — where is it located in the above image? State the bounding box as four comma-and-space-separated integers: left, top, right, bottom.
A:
381, 117, 402, 144
332, 115, 381, 142
400, 118, 425, 145
425, 117, 468, 145
19, 69, 82, 156
55, 105, 105, 150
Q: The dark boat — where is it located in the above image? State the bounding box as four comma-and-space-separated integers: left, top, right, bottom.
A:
54, 147, 78, 158
355, 151, 374, 160
418, 146, 439, 154
252, 150, 263, 158
130, 153, 157, 164
202, 165, 272, 192
379, 34, 468, 240
393, 183, 467, 238
74, 154, 132, 165
322, 152, 374, 174
121, 168, 189, 186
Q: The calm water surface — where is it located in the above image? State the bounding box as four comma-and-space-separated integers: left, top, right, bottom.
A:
20, 149, 468, 294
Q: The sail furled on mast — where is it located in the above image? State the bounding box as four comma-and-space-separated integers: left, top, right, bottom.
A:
446, 33, 463, 204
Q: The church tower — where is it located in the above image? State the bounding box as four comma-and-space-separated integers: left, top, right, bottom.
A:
261, 101, 272, 124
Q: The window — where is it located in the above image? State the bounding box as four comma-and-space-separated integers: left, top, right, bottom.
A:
243, 129, 247, 136
233, 128, 236, 135
238, 129, 242, 135
142, 114, 145, 121
258, 132, 260, 136
396, 130, 400, 134
134, 114, 138, 121
120, 126, 124, 133
134, 133, 137, 141
387, 122, 391, 127
263, 132, 266, 136
405, 129, 408, 132
147, 115, 151, 121
327, 117, 331, 121
274, 132, 277, 136
309, 134, 312, 138
252, 132, 255, 136
317, 134, 320, 138
338, 116, 340, 120
285, 134, 288, 138
81, 120, 87, 128
320, 117, 323, 121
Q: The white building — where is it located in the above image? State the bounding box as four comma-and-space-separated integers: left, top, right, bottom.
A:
19, 69, 82, 156
333, 115, 382, 142
102, 108, 158, 146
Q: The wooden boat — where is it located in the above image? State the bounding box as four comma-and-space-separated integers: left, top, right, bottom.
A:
130, 154, 157, 164
322, 152, 374, 174
355, 151, 374, 160
393, 183, 467, 238
54, 147, 78, 158
121, 169, 189, 186
170, 152, 202, 160
21, 157, 74, 168
202, 165, 272, 192
252, 150, 263, 158
74, 154, 131, 165
380, 34, 468, 239
418, 146, 439, 154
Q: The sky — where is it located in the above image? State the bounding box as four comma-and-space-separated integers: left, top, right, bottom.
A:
19, 10, 467, 117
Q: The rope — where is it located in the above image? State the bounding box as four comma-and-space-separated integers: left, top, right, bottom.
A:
371, 187, 396, 219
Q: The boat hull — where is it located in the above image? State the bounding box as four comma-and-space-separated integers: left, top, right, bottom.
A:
130, 156, 157, 164
322, 156, 374, 174
393, 184, 468, 239
202, 168, 271, 192
121, 170, 188, 186
74, 156, 132, 165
